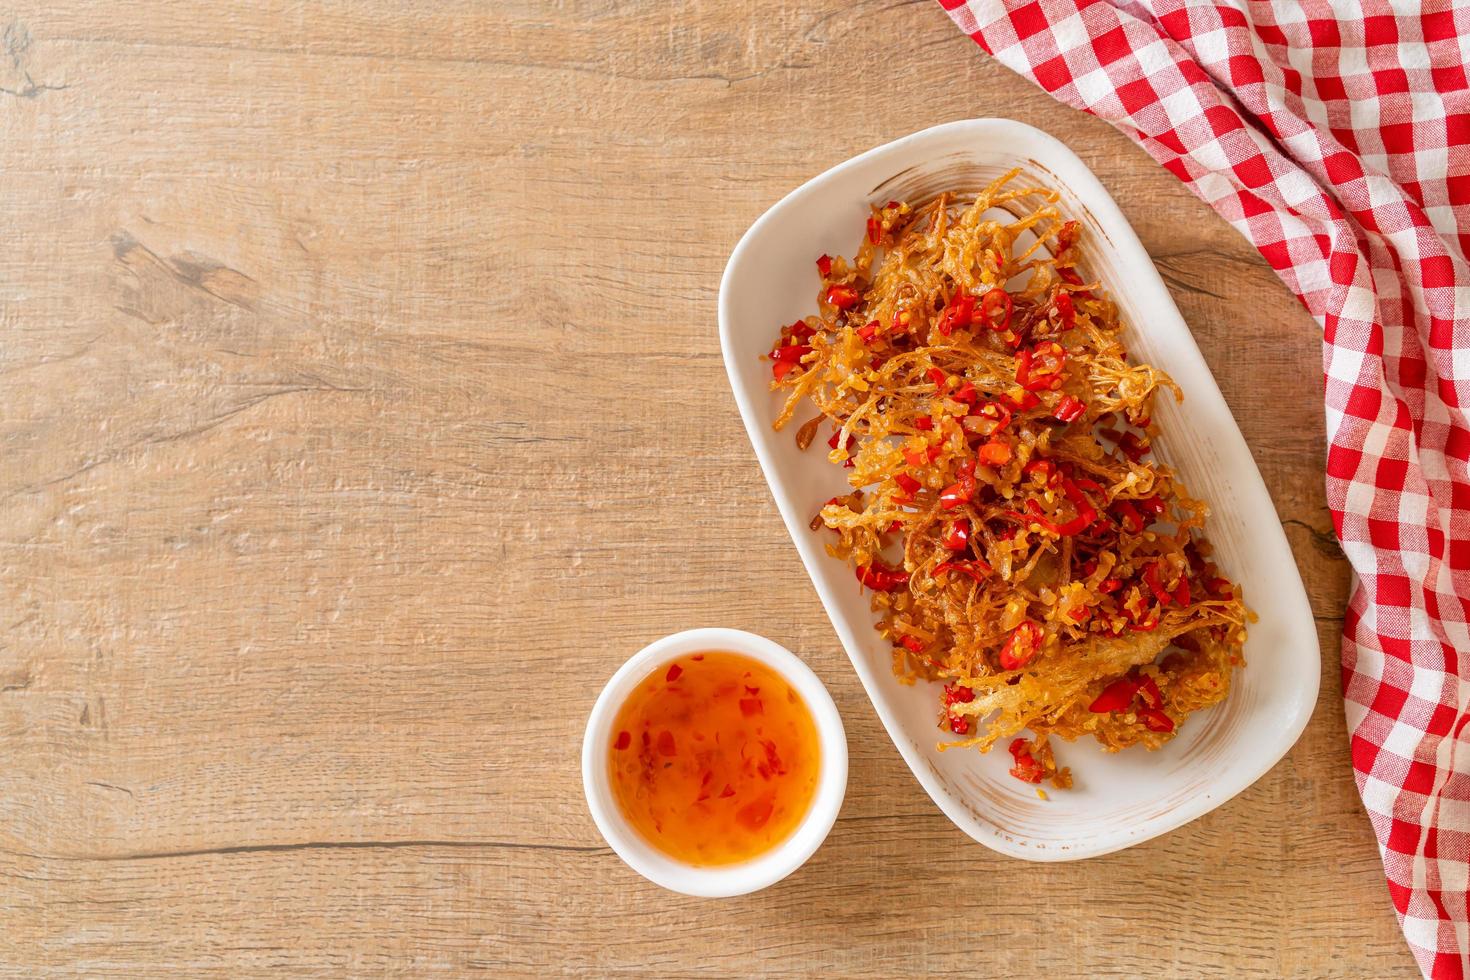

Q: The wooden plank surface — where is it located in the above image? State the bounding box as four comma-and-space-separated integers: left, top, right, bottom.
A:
0, 1, 1415, 975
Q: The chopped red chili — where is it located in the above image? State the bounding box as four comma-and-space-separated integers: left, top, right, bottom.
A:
934, 558, 992, 583
1053, 394, 1085, 423
1088, 676, 1140, 713
1017, 478, 1097, 536
1137, 675, 1164, 710
948, 714, 971, 736
1007, 738, 1045, 783
1143, 562, 1173, 607
1112, 500, 1145, 534
770, 344, 812, 363
913, 417, 933, 431
1016, 341, 1068, 391
666, 663, 683, 682
978, 437, 1012, 467
999, 388, 1041, 411
979, 288, 1013, 332
943, 682, 975, 705
1137, 707, 1175, 733
857, 320, 880, 344
941, 518, 972, 551
899, 635, 924, 653
998, 620, 1042, 670
825, 283, 861, 310
936, 290, 976, 336
1205, 577, 1234, 599
866, 215, 881, 245
1023, 458, 1060, 487
856, 562, 909, 592
894, 472, 922, 498
1048, 291, 1075, 330
816, 254, 832, 277
614, 730, 631, 750
1118, 431, 1150, 460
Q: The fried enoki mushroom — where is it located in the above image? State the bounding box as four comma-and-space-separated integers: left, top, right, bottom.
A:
768, 170, 1252, 788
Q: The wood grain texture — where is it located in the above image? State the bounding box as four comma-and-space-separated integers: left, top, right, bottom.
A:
0, 1, 1415, 976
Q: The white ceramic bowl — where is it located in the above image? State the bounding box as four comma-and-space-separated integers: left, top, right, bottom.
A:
581, 628, 848, 896
717, 118, 1319, 861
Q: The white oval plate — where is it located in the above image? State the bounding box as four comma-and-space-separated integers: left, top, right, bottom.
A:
717, 118, 1319, 861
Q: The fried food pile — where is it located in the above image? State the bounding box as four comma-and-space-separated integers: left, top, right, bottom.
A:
767, 171, 1251, 787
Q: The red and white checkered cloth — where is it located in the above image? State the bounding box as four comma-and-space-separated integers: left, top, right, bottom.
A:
933, 0, 1470, 974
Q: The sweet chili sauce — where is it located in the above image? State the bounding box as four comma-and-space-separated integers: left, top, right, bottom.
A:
608, 651, 820, 866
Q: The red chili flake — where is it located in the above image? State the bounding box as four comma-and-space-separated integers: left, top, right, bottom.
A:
1138, 707, 1175, 733
656, 731, 677, 757
857, 320, 881, 344
772, 360, 795, 381
825, 283, 861, 310
1137, 675, 1164, 710
614, 730, 631, 750
762, 739, 785, 774
948, 714, 971, 736
1089, 677, 1141, 713
739, 697, 763, 717
899, 635, 924, 653
941, 518, 972, 551
1053, 394, 1085, 423
927, 367, 949, 388
736, 796, 774, 829
866, 214, 881, 244
894, 472, 922, 499
914, 417, 934, 430
1138, 495, 1167, 517
666, 663, 683, 682
816, 254, 833, 277
887, 520, 902, 533
1173, 577, 1191, 606
1098, 577, 1124, 594
952, 380, 979, 405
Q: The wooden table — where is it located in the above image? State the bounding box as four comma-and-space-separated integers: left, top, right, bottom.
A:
0, 2, 1417, 975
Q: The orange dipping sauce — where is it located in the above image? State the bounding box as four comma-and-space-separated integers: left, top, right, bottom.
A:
607, 651, 821, 866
